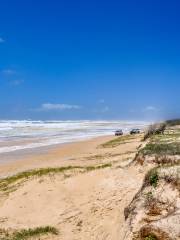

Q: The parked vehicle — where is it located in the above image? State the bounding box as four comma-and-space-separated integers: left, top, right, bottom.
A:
115, 129, 123, 136
130, 128, 140, 134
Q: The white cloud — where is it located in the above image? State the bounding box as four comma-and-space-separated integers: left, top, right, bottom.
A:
98, 99, 105, 104
2, 69, 16, 75
143, 106, 158, 112
10, 79, 24, 86
39, 103, 82, 111
0, 37, 4, 43
92, 106, 110, 113
101, 106, 109, 112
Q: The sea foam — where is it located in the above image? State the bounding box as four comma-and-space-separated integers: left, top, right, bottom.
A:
0, 120, 148, 153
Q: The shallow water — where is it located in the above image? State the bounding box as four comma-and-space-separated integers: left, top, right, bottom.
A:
0, 120, 148, 153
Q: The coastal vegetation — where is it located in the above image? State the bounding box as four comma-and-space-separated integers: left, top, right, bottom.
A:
144, 235, 157, 240
143, 123, 166, 141
141, 121, 180, 156
0, 163, 112, 193
148, 169, 159, 188
1, 119, 180, 240
124, 120, 180, 240
100, 134, 137, 148
166, 118, 180, 126
140, 142, 180, 156
0, 226, 58, 240
84, 151, 135, 160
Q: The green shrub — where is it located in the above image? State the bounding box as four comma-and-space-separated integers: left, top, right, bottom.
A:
144, 168, 159, 188
141, 142, 180, 156
149, 170, 159, 188
144, 235, 157, 240
166, 119, 180, 126
143, 123, 166, 141
0, 226, 58, 240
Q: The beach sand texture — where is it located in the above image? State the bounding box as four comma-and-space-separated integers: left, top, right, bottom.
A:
0, 134, 145, 240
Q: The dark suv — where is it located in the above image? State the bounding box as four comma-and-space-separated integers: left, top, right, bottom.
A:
115, 129, 123, 136
130, 128, 140, 134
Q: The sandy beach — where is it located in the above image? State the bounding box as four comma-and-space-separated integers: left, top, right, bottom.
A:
0, 135, 118, 176
1, 1, 180, 238
0, 133, 146, 240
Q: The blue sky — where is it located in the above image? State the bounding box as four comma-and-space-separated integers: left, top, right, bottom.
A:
0, 0, 180, 120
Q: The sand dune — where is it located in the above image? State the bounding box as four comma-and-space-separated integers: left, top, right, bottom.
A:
0, 134, 145, 239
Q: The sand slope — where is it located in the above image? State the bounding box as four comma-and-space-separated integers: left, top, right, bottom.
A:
0, 134, 145, 240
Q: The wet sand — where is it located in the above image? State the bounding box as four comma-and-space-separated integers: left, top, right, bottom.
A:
0, 135, 114, 177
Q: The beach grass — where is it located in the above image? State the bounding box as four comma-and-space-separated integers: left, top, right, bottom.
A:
0, 226, 58, 240
85, 151, 135, 161
140, 125, 180, 156
144, 235, 157, 240
140, 142, 180, 156
100, 135, 136, 148
85, 163, 111, 171
0, 163, 112, 192
151, 132, 180, 142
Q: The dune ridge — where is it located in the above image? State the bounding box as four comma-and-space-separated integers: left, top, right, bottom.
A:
0, 122, 179, 239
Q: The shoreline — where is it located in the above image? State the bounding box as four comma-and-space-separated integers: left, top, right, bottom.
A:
0, 133, 114, 155
0, 122, 179, 239
0, 131, 144, 240
0, 134, 115, 177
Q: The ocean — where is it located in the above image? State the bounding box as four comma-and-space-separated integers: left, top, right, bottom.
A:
0, 120, 148, 153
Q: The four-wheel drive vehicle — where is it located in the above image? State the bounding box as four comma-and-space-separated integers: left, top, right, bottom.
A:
130, 128, 140, 134
115, 129, 123, 136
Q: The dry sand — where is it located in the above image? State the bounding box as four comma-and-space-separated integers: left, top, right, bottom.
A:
0, 134, 146, 239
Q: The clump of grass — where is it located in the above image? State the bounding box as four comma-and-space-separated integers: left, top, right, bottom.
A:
145, 191, 153, 199
140, 225, 171, 240
100, 135, 135, 148
140, 142, 180, 156
144, 235, 157, 240
85, 152, 133, 160
0, 226, 58, 240
144, 168, 159, 188
153, 155, 178, 166
0, 163, 112, 192
0, 166, 83, 192
144, 192, 162, 216
85, 154, 107, 160
144, 191, 154, 209
162, 168, 180, 191
152, 132, 180, 143
149, 170, 159, 188
85, 163, 111, 171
